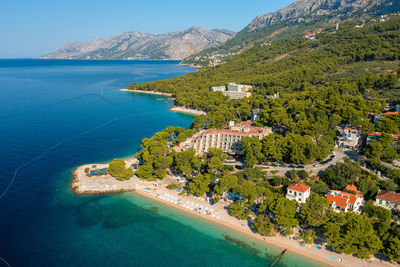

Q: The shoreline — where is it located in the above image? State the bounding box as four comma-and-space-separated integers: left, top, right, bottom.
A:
119, 88, 173, 97
72, 160, 138, 194
132, 189, 336, 267
71, 163, 393, 267
132, 189, 392, 267
178, 62, 202, 68
170, 106, 207, 116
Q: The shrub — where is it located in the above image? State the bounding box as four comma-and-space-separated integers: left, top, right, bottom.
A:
108, 158, 134, 180
364, 200, 392, 219
167, 183, 179, 190
297, 170, 309, 180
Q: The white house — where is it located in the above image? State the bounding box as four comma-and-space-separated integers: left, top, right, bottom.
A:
335, 125, 361, 148
375, 190, 400, 210
326, 185, 363, 213
286, 183, 311, 204
251, 109, 261, 121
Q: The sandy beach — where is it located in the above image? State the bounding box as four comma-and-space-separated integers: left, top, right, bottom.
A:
119, 88, 173, 97
170, 106, 207, 116
72, 161, 395, 267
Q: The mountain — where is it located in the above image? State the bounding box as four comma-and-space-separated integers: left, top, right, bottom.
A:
182, 0, 400, 66
40, 26, 235, 60
246, 0, 398, 31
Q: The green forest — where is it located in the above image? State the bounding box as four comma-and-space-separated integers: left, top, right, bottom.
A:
129, 18, 400, 165
125, 17, 400, 263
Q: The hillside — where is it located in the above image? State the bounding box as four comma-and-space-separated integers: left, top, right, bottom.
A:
40, 26, 235, 60
182, 0, 400, 66
128, 17, 400, 131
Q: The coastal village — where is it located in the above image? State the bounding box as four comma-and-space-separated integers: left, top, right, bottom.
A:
72, 10, 400, 267
73, 79, 400, 266
4, 1, 400, 267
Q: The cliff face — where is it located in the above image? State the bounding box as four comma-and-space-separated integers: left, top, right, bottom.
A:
246, 0, 400, 31
40, 26, 235, 60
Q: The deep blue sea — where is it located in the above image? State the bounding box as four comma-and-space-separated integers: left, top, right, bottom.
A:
0, 59, 324, 267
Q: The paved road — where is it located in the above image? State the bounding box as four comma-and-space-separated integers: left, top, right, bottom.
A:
381, 161, 400, 170
224, 148, 347, 172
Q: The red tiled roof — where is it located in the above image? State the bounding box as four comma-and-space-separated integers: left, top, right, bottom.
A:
345, 184, 362, 197
368, 132, 400, 140
383, 111, 399, 116
326, 190, 360, 209
240, 120, 253, 126
377, 191, 400, 205
326, 194, 350, 209
368, 132, 382, 137
345, 125, 361, 131
288, 183, 310, 193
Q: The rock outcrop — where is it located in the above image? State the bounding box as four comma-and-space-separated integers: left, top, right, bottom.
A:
246, 0, 400, 31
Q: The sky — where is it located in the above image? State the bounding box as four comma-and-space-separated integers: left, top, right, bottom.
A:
0, 0, 293, 58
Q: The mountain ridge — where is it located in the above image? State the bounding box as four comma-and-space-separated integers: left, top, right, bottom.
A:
40, 26, 235, 60
182, 0, 400, 66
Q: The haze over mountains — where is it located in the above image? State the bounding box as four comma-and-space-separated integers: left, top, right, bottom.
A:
40, 26, 235, 60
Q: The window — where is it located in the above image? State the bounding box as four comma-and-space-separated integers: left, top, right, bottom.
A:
299, 193, 302, 196
294, 192, 297, 196
289, 190, 292, 194
298, 198, 301, 202
379, 199, 382, 205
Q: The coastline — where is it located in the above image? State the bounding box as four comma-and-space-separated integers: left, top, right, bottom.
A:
178, 62, 202, 68
71, 163, 394, 267
119, 88, 173, 97
170, 106, 207, 116
132, 189, 335, 267
72, 160, 138, 194
132, 189, 395, 267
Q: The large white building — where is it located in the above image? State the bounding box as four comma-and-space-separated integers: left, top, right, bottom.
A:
210, 83, 252, 99
174, 120, 271, 155
227, 83, 252, 92
286, 183, 311, 203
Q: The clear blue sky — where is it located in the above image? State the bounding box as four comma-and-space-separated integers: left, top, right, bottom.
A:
0, 0, 293, 58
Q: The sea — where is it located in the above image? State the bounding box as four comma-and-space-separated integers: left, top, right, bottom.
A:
0, 59, 324, 267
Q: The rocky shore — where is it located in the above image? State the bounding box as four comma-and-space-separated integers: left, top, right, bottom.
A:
72, 163, 138, 194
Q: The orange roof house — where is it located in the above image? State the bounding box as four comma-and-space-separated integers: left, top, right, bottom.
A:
286, 183, 311, 204
375, 190, 400, 210
326, 185, 363, 213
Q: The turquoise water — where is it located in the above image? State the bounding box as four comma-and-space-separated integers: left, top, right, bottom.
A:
0, 59, 324, 267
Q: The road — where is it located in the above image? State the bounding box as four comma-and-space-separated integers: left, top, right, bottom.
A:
224, 148, 347, 173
